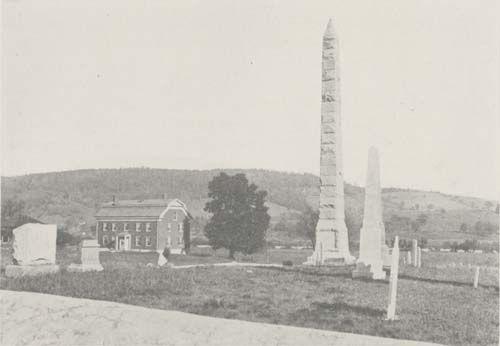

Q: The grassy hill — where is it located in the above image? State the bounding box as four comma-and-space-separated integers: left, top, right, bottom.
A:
1, 168, 498, 245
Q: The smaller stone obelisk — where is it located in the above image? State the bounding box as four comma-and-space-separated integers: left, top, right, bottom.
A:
353, 147, 386, 279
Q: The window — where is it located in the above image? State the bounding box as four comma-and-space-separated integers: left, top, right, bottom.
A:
112, 223, 117, 232
103, 236, 109, 246
136, 223, 141, 232
173, 212, 178, 221
124, 223, 129, 231
177, 223, 182, 232
178, 232, 183, 245
135, 236, 141, 247
103, 223, 108, 232
2, 235, 10, 243
145, 236, 151, 247
146, 223, 152, 232
167, 223, 171, 231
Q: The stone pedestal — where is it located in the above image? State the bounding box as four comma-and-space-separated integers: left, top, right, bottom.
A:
67, 239, 103, 272
5, 264, 60, 278
352, 262, 386, 280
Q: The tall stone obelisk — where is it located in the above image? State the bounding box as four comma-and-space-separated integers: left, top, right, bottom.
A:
353, 146, 386, 279
306, 19, 354, 265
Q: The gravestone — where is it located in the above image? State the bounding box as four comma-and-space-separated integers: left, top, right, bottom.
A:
353, 147, 386, 280
386, 236, 400, 320
67, 239, 103, 272
406, 251, 412, 265
157, 250, 168, 266
5, 223, 60, 277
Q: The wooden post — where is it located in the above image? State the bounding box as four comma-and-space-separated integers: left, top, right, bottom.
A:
412, 239, 418, 267
386, 236, 400, 321
265, 228, 270, 264
319, 242, 323, 265
473, 266, 480, 288
417, 247, 422, 268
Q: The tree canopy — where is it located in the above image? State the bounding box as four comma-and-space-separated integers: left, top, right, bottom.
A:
297, 206, 318, 249
204, 173, 270, 258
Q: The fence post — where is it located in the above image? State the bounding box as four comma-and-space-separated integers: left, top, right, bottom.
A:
473, 266, 480, 288
386, 236, 400, 321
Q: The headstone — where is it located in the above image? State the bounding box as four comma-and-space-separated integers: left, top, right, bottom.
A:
5, 223, 60, 277
157, 250, 168, 267
305, 19, 354, 266
353, 147, 386, 280
473, 266, 480, 288
406, 251, 412, 265
67, 239, 104, 272
386, 236, 400, 320
412, 239, 418, 267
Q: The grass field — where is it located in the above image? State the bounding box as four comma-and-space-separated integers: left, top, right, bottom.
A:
1, 246, 498, 346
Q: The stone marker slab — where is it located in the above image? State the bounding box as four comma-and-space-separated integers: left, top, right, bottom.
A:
12, 223, 57, 265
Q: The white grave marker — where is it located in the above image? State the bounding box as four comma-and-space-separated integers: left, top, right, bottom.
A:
473, 266, 480, 288
386, 236, 400, 321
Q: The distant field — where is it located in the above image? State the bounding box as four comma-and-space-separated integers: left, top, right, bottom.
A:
1, 246, 498, 346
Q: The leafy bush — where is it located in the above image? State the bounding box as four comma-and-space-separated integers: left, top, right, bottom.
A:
56, 228, 79, 248
163, 247, 171, 259
282, 260, 293, 267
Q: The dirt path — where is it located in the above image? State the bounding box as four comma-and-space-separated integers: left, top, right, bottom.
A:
1, 290, 444, 346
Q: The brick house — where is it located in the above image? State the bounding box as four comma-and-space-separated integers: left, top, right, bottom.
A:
95, 198, 190, 254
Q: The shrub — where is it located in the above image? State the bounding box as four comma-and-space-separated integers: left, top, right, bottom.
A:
282, 260, 293, 267
56, 228, 79, 248
163, 248, 171, 259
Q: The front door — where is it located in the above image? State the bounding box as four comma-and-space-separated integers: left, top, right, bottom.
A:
118, 235, 131, 251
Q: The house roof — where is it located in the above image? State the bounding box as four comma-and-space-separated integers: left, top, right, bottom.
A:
95, 199, 188, 219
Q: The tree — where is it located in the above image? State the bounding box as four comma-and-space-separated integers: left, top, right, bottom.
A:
183, 217, 191, 254
411, 213, 428, 232
484, 201, 493, 210
1, 199, 25, 220
56, 226, 78, 248
297, 206, 319, 249
460, 223, 468, 233
204, 173, 270, 259
419, 238, 428, 248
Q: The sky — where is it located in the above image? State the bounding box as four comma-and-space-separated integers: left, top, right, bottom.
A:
1, 0, 499, 200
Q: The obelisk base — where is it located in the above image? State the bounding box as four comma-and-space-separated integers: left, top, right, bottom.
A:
304, 220, 355, 266
352, 261, 386, 280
